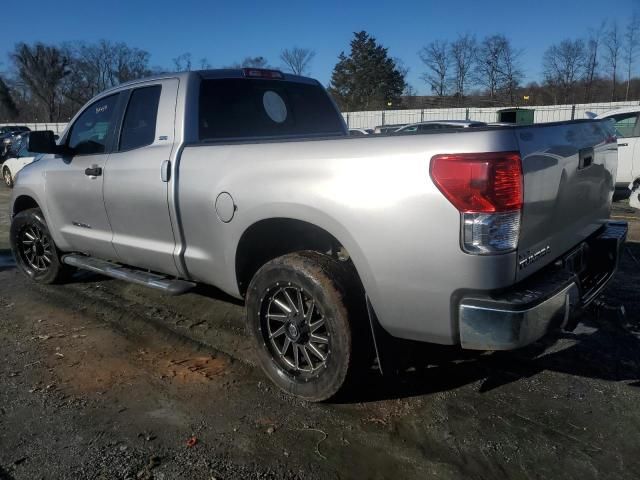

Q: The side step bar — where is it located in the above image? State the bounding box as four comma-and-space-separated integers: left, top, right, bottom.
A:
62, 254, 196, 295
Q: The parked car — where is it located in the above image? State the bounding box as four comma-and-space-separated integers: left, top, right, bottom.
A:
0, 126, 30, 136
2, 133, 39, 188
14, 68, 626, 402
589, 107, 640, 205
348, 128, 373, 136
373, 123, 406, 134
1, 126, 30, 160
487, 122, 517, 127
394, 120, 487, 133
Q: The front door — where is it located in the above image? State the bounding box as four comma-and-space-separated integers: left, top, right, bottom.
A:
103, 79, 180, 276
44, 92, 123, 260
610, 111, 640, 186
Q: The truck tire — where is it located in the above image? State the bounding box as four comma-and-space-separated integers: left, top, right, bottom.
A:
10, 208, 74, 284
246, 251, 367, 402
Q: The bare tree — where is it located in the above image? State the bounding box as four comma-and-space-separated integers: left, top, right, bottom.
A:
475, 35, 505, 98
542, 39, 586, 104
111, 42, 150, 83
450, 34, 476, 102
393, 57, 410, 81
498, 40, 523, 104
229, 56, 270, 69
624, 14, 640, 100
199, 57, 212, 70
280, 47, 315, 75
583, 23, 605, 102
419, 40, 449, 97
173, 53, 192, 72
404, 84, 417, 96
12, 43, 69, 121
60, 40, 150, 108
604, 21, 622, 100
0, 76, 18, 120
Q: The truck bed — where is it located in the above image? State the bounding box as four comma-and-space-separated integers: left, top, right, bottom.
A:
176, 119, 617, 345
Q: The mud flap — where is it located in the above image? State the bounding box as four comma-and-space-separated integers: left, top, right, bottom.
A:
366, 296, 396, 376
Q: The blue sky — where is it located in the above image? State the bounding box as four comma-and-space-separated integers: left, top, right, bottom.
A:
1, 0, 637, 94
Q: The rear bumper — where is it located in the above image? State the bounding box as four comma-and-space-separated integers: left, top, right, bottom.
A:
458, 221, 628, 350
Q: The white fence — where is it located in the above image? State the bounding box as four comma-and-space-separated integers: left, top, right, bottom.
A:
342, 100, 640, 129
3, 100, 640, 133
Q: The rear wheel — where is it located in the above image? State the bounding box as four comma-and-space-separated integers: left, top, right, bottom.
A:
246, 251, 367, 402
3, 167, 13, 188
10, 208, 74, 284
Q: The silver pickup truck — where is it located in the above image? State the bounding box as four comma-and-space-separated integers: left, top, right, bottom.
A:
11, 69, 627, 401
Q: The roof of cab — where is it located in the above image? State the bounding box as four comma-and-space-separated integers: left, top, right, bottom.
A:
100, 68, 319, 96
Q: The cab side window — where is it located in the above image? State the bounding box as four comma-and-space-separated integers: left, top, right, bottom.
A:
68, 94, 119, 155
611, 113, 639, 138
119, 86, 162, 151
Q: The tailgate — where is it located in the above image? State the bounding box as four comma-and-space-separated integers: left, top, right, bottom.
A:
515, 120, 618, 281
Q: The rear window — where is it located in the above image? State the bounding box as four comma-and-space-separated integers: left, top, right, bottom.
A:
119, 85, 161, 151
198, 78, 344, 141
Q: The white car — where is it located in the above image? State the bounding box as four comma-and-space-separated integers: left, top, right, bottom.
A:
2, 139, 39, 188
591, 107, 640, 206
348, 128, 373, 136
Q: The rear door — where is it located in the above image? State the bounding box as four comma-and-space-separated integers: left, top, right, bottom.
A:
103, 79, 180, 276
44, 92, 123, 260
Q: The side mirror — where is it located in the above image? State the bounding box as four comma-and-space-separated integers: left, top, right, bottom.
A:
28, 131, 59, 154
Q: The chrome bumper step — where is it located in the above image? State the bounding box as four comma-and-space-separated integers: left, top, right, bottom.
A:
62, 254, 195, 295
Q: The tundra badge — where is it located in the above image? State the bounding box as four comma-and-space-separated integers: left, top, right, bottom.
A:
518, 245, 551, 270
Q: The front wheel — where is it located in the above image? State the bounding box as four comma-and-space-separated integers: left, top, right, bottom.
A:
10, 208, 74, 284
246, 251, 367, 402
3, 167, 13, 188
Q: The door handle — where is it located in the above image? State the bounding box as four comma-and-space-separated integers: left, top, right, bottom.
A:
619, 143, 629, 147
85, 166, 102, 177
161, 160, 170, 182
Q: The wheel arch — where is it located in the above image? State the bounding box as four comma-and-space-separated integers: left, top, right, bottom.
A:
234, 217, 372, 300
12, 194, 40, 216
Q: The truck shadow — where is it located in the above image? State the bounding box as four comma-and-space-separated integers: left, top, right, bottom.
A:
339, 242, 640, 403
0, 249, 15, 271
343, 307, 640, 403
0, 465, 15, 480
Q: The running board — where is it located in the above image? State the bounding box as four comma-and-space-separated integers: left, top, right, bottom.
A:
62, 254, 196, 295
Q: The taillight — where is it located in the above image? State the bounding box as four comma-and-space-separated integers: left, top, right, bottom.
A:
430, 152, 523, 254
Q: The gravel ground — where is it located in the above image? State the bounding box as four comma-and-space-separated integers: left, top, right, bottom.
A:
0, 185, 639, 480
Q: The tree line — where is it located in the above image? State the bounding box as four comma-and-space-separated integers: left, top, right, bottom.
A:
0, 41, 317, 122
1, 17, 640, 121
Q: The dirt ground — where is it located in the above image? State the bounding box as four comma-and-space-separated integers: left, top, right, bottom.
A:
0, 186, 639, 480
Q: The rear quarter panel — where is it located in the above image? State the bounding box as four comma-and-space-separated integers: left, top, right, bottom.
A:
177, 131, 521, 344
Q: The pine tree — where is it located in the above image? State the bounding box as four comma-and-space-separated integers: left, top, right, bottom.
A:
328, 31, 406, 111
